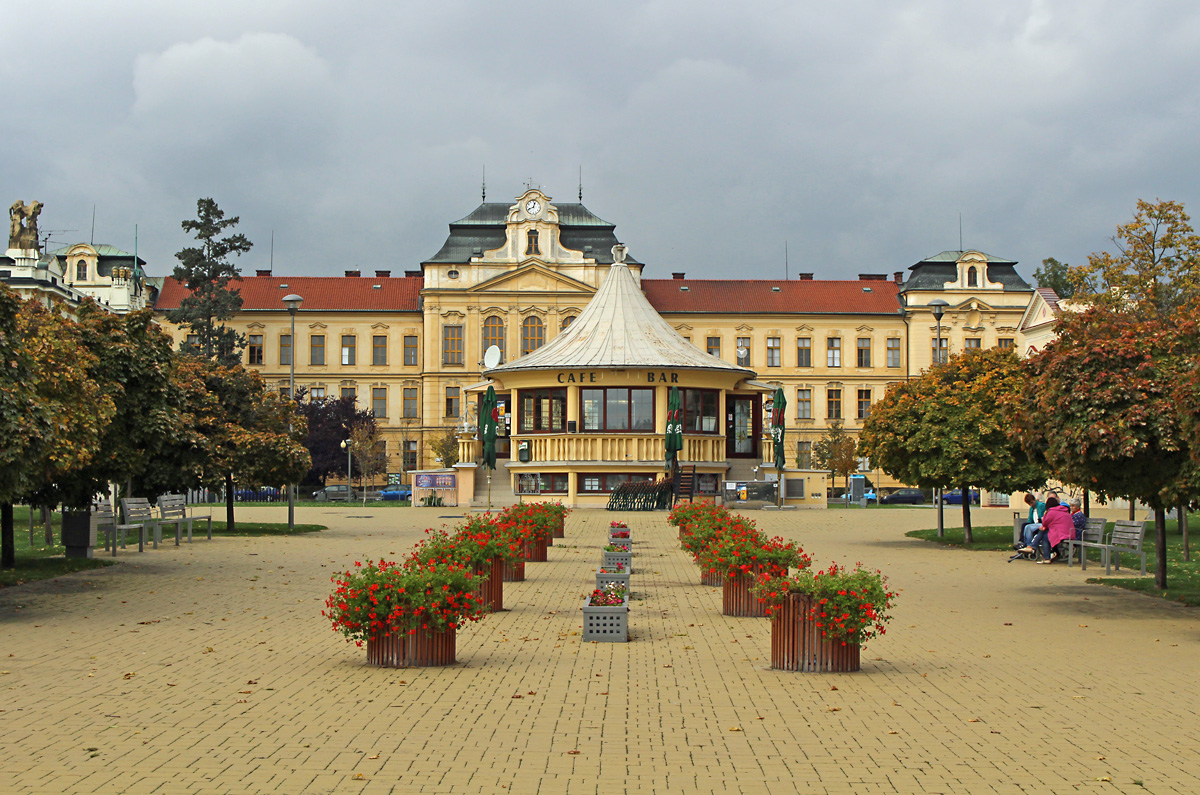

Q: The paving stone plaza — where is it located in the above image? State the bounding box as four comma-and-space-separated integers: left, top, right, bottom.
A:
2, 505, 1198, 794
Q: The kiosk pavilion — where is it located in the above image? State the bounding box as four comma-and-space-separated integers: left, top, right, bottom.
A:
153, 187, 1042, 506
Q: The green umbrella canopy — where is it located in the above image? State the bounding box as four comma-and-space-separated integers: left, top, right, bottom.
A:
771, 387, 787, 472
666, 386, 683, 463
481, 386, 498, 471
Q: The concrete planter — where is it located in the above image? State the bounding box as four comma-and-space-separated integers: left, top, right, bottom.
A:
366, 627, 457, 668
582, 597, 629, 642
771, 593, 861, 672
595, 566, 630, 591
602, 550, 632, 572
61, 509, 96, 559
607, 536, 632, 550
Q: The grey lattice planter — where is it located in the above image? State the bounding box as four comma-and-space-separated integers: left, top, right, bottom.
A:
582, 597, 629, 642
603, 550, 632, 572
608, 536, 632, 550
595, 565, 630, 590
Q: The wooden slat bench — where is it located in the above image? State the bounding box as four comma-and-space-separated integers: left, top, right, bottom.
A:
158, 494, 211, 543
117, 497, 160, 553
1066, 517, 1108, 568
93, 502, 118, 554
1081, 519, 1149, 576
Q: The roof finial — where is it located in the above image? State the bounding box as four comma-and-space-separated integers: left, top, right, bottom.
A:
612, 243, 627, 265
482, 166, 486, 201
578, 165, 583, 202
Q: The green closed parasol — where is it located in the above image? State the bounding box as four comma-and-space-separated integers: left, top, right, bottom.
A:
665, 386, 684, 464
771, 387, 787, 473
481, 386, 498, 471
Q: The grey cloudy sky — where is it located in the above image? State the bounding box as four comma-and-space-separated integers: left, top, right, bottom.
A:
4, 0, 1199, 283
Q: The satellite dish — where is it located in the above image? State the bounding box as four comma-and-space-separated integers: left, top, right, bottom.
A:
736, 346, 748, 359
483, 345, 501, 369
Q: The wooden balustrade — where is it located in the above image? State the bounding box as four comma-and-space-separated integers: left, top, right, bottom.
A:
512, 433, 726, 463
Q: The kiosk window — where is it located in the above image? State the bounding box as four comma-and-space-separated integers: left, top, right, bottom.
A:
581, 388, 654, 431
682, 389, 719, 433
520, 388, 566, 432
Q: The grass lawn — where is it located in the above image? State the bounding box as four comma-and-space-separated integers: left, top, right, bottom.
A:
2, 506, 324, 589
906, 516, 1200, 606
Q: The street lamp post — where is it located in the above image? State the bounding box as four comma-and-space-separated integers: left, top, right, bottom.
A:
341, 439, 352, 499
929, 298, 949, 538
283, 294, 303, 530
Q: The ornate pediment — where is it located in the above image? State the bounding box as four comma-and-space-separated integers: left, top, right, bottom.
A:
468, 262, 595, 295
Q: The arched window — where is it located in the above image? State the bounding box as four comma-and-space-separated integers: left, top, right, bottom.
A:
482, 316, 506, 362
967, 266, 978, 287
76, 260, 87, 281
521, 316, 545, 355
561, 315, 575, 330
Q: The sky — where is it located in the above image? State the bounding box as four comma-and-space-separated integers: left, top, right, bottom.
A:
4, 0, 1200, 283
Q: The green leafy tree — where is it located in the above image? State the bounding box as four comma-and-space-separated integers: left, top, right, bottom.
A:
167, 198, 252, 364
429, 427, 460, 469
0, 292, 115, 568
860, 347, 1046, 541
349, 423, 387, 504
1033, 257, 1091, 299
812, 421, 858, 494
1015, 308, 1194, 587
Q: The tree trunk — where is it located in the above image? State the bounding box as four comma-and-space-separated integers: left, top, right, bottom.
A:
1129, 501, 1135, 520
43, 505, 53, 545
1154, 505, 1167, 590
225, 472, 236, 532
1180, 499, 1190, 563
1, 502, 14, 569
1083, 490, 1090, 517
961, 485, 973, 544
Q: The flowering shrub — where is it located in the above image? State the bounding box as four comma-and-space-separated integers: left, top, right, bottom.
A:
453, 513, 524, 563
610, 520, 628, 529
587, 583, 628, 606
323, 558, 488, 645
693, 516, 809, 578
603, 544, 630, 553
609, 530, 631, 538
676, 505, 734, 556
755, 563, 896, 646
598, 564, 626, 573
667, 502, 718, 528
497, 503, 558, 545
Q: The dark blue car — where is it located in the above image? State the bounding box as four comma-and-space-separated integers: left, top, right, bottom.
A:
381, 484, 412, 502
941, 489, 980, 505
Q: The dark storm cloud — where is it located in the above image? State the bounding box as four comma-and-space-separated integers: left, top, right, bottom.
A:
4, 0, 1200, 282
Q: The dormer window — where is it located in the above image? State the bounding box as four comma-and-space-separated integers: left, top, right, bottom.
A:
76, 260, 87, 281
526, 229, 541, 256
967, 266, 978, 287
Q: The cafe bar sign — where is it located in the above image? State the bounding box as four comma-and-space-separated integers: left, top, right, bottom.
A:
555, 370, 681, 384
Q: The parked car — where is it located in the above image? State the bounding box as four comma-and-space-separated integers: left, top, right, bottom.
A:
381, 484, 412, 502
235, 486, 280, 502
313, 484, 353, 502
863, 490, 877, 503
880, 488, 925, 505
941, 489, 980, 505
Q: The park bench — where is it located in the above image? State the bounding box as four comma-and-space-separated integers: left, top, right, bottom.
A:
117, 497, 160, 553
92, 502, 118, 554
1080, 519, 1149, 576
1066, 517, 1108, 568
158, 494, 212, 543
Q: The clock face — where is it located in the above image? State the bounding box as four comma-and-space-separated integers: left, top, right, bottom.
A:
525, 199, 541, 215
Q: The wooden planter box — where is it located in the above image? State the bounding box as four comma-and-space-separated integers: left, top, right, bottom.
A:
523, 535, 548, 563
700, 569, 723, 587
582, 597, 629, 642
367, 627, 457, 668
553, 518, 565, 539
723, 572, 767, 617
595, 566, 630, 590
503, 558, 526, 582
771, 593, 861, 672
602, 550, 632, 573
472, 557, 504, 612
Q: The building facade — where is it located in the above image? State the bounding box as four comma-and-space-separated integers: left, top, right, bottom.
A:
152, 188, 1040, 502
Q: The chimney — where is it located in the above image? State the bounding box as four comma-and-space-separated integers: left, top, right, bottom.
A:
858, 273, 887, 281
256, 269, 272, 277
404, 270, 422, 278
375, 270, 391, 278
893, 271, 904, 284
345, 269, 361, 277
797, 273, 814, 281
672, 272, 686, 280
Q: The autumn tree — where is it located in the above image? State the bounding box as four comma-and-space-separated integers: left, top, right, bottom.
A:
860, 347, 1046, 541
166, 198, 252, 365
348, 423, 387, 505
0, 292, 115, 568
428, 427, 460, 468
812, 421, 858, 495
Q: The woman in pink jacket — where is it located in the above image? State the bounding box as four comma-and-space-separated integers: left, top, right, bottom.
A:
1034, 497, 1073, 563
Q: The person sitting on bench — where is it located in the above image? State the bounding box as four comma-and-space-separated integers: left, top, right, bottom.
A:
1020, 492, 1047, 548
1028, 496, 1072, 563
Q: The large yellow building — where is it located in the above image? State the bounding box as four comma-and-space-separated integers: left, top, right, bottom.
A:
154, 188, 1042, 505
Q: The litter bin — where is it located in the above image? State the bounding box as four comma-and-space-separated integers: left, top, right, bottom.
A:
518, 440, 530, 463
1013, 512, 1025, 547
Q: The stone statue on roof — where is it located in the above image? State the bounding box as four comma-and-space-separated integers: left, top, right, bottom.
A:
8, 200, 43, 251
612, 242, 627, 264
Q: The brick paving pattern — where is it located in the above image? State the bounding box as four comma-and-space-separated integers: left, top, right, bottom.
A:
2, 505, 1199, 794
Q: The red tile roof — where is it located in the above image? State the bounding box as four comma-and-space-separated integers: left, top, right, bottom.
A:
642, 279, 901, 315
154, 276, 423, 312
